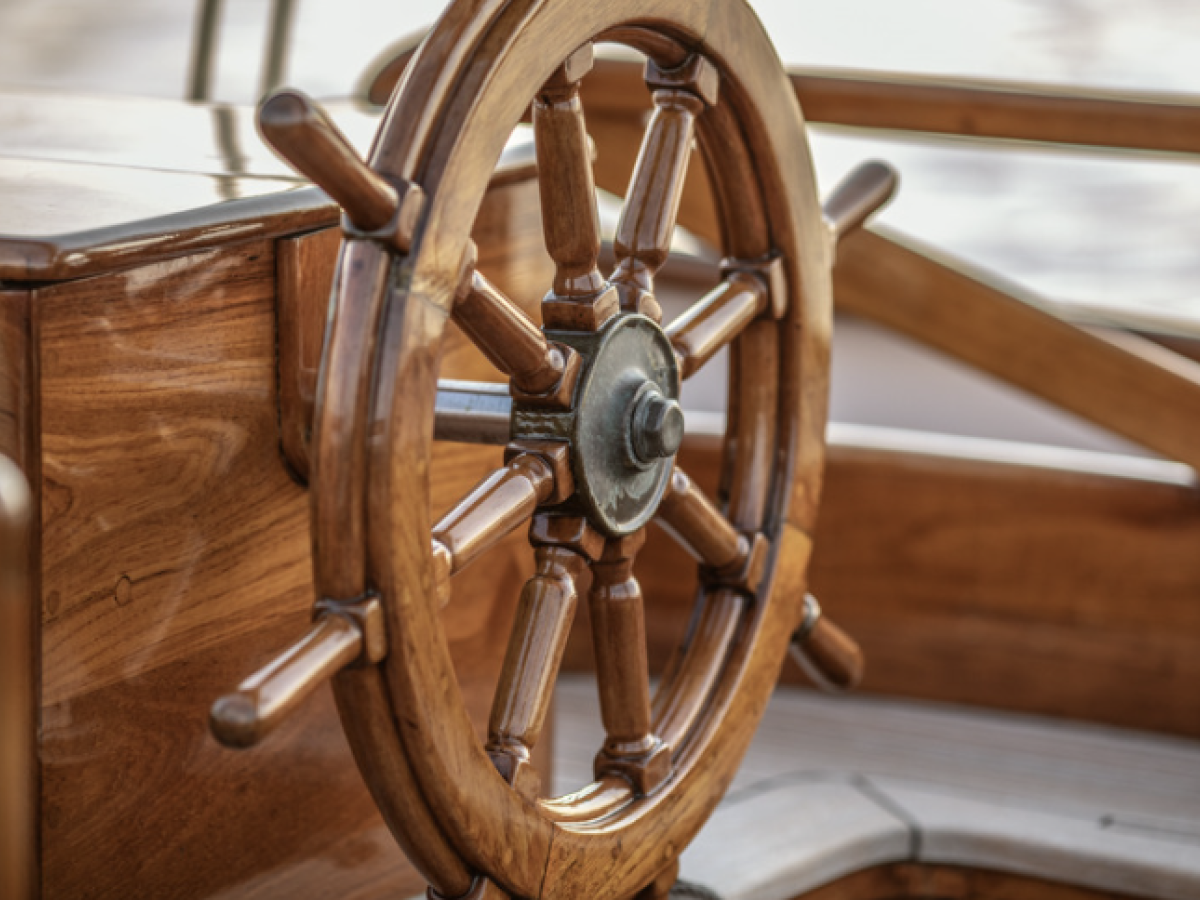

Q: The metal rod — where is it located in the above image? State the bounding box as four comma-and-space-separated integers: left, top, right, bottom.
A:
187, 0, 223, 102
260, 0, 298, 99
434, 380, 513, 445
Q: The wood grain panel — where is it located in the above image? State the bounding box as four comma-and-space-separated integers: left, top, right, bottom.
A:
0, 289, 38, 899
1, 454, 34, 900
34, 239, 533, 898
805, 436, 1200, 738
277, 227, 339, 478
0, 290, 30, 469
566, 430, 1200, 739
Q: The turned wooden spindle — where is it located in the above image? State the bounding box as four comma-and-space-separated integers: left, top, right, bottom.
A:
611, 56, 719, 318
666, 271, 766, 379
534, 44, 618, 330
656, 468, 744, 570
431, 451, 559, 600
453, 269, 572, 396
258, 89, 423, 249
822, 160, 899, 246
210, 597, 386, 748
656, 467, 768, 593
487, 543, 589, 795
588, 531, 670, 793
789, 594, 865, 692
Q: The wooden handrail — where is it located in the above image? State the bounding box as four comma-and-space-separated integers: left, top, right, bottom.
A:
791, 69, 1200, 156
834, 228, 1200, 472
578, 58, 1200, 157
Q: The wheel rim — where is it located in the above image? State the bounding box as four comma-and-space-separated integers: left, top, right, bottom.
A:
312, 2, 832, 898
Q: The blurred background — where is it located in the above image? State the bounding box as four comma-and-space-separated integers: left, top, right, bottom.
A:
2, 0, 1199, 457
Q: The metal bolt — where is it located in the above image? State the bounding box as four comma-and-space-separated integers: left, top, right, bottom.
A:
630, 386, 684, 464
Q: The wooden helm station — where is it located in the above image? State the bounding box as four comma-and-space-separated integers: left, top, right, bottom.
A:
3, 1, 1200, 900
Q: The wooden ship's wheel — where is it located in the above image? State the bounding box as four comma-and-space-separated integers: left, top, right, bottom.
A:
211, 1, 891, 898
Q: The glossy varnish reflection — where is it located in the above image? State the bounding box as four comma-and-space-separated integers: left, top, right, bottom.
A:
36, 240, 367, 898
1, 455, 33, 900
4, 82, 550, 896
31, 233, 541, 899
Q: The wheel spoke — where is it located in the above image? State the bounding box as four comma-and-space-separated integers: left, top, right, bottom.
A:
258, 89, 423, 251
587, 530, 670, 794
822, 160, 899, 248
434, 379, 512, 445
430, 451, 557, 604
533, 44, 617, 330
451, 269, 574, 396
610, 55, 718, 317
487, 542, 589, 796
665, 271, 767, 379
655, 467, 748, 571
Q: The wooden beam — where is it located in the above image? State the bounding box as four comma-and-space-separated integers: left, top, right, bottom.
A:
835, 228, 1200, 472
579, 58, 1200, 156
793, 69, 1200, 156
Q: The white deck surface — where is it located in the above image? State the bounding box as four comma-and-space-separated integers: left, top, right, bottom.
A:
555, 678, 1200, 900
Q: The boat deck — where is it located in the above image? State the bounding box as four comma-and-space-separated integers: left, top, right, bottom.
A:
557, 678, 1200, 900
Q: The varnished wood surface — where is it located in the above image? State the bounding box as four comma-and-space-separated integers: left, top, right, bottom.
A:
0, 157, 324, 283
277, 163, 551, 481
1, 455, 34, 900
259, 91, 407, 236
31, 229, 538, 897
820, 161, 898, 246
276, 226, 338, 478
579, 427, 1200, 739
0, 90, 538, 282
302, 4, 830, 898
35, 239, 383, 899
789, 598, 865, 693
792, 69, 1200, 156
210, 606, 370, 749
834, 228, 1200, 471
575, 57, 1200, 157
452, 270, 569, 395
0, 291, 31, 468
9, 8, 1200, 900
587, 532, 661, 787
